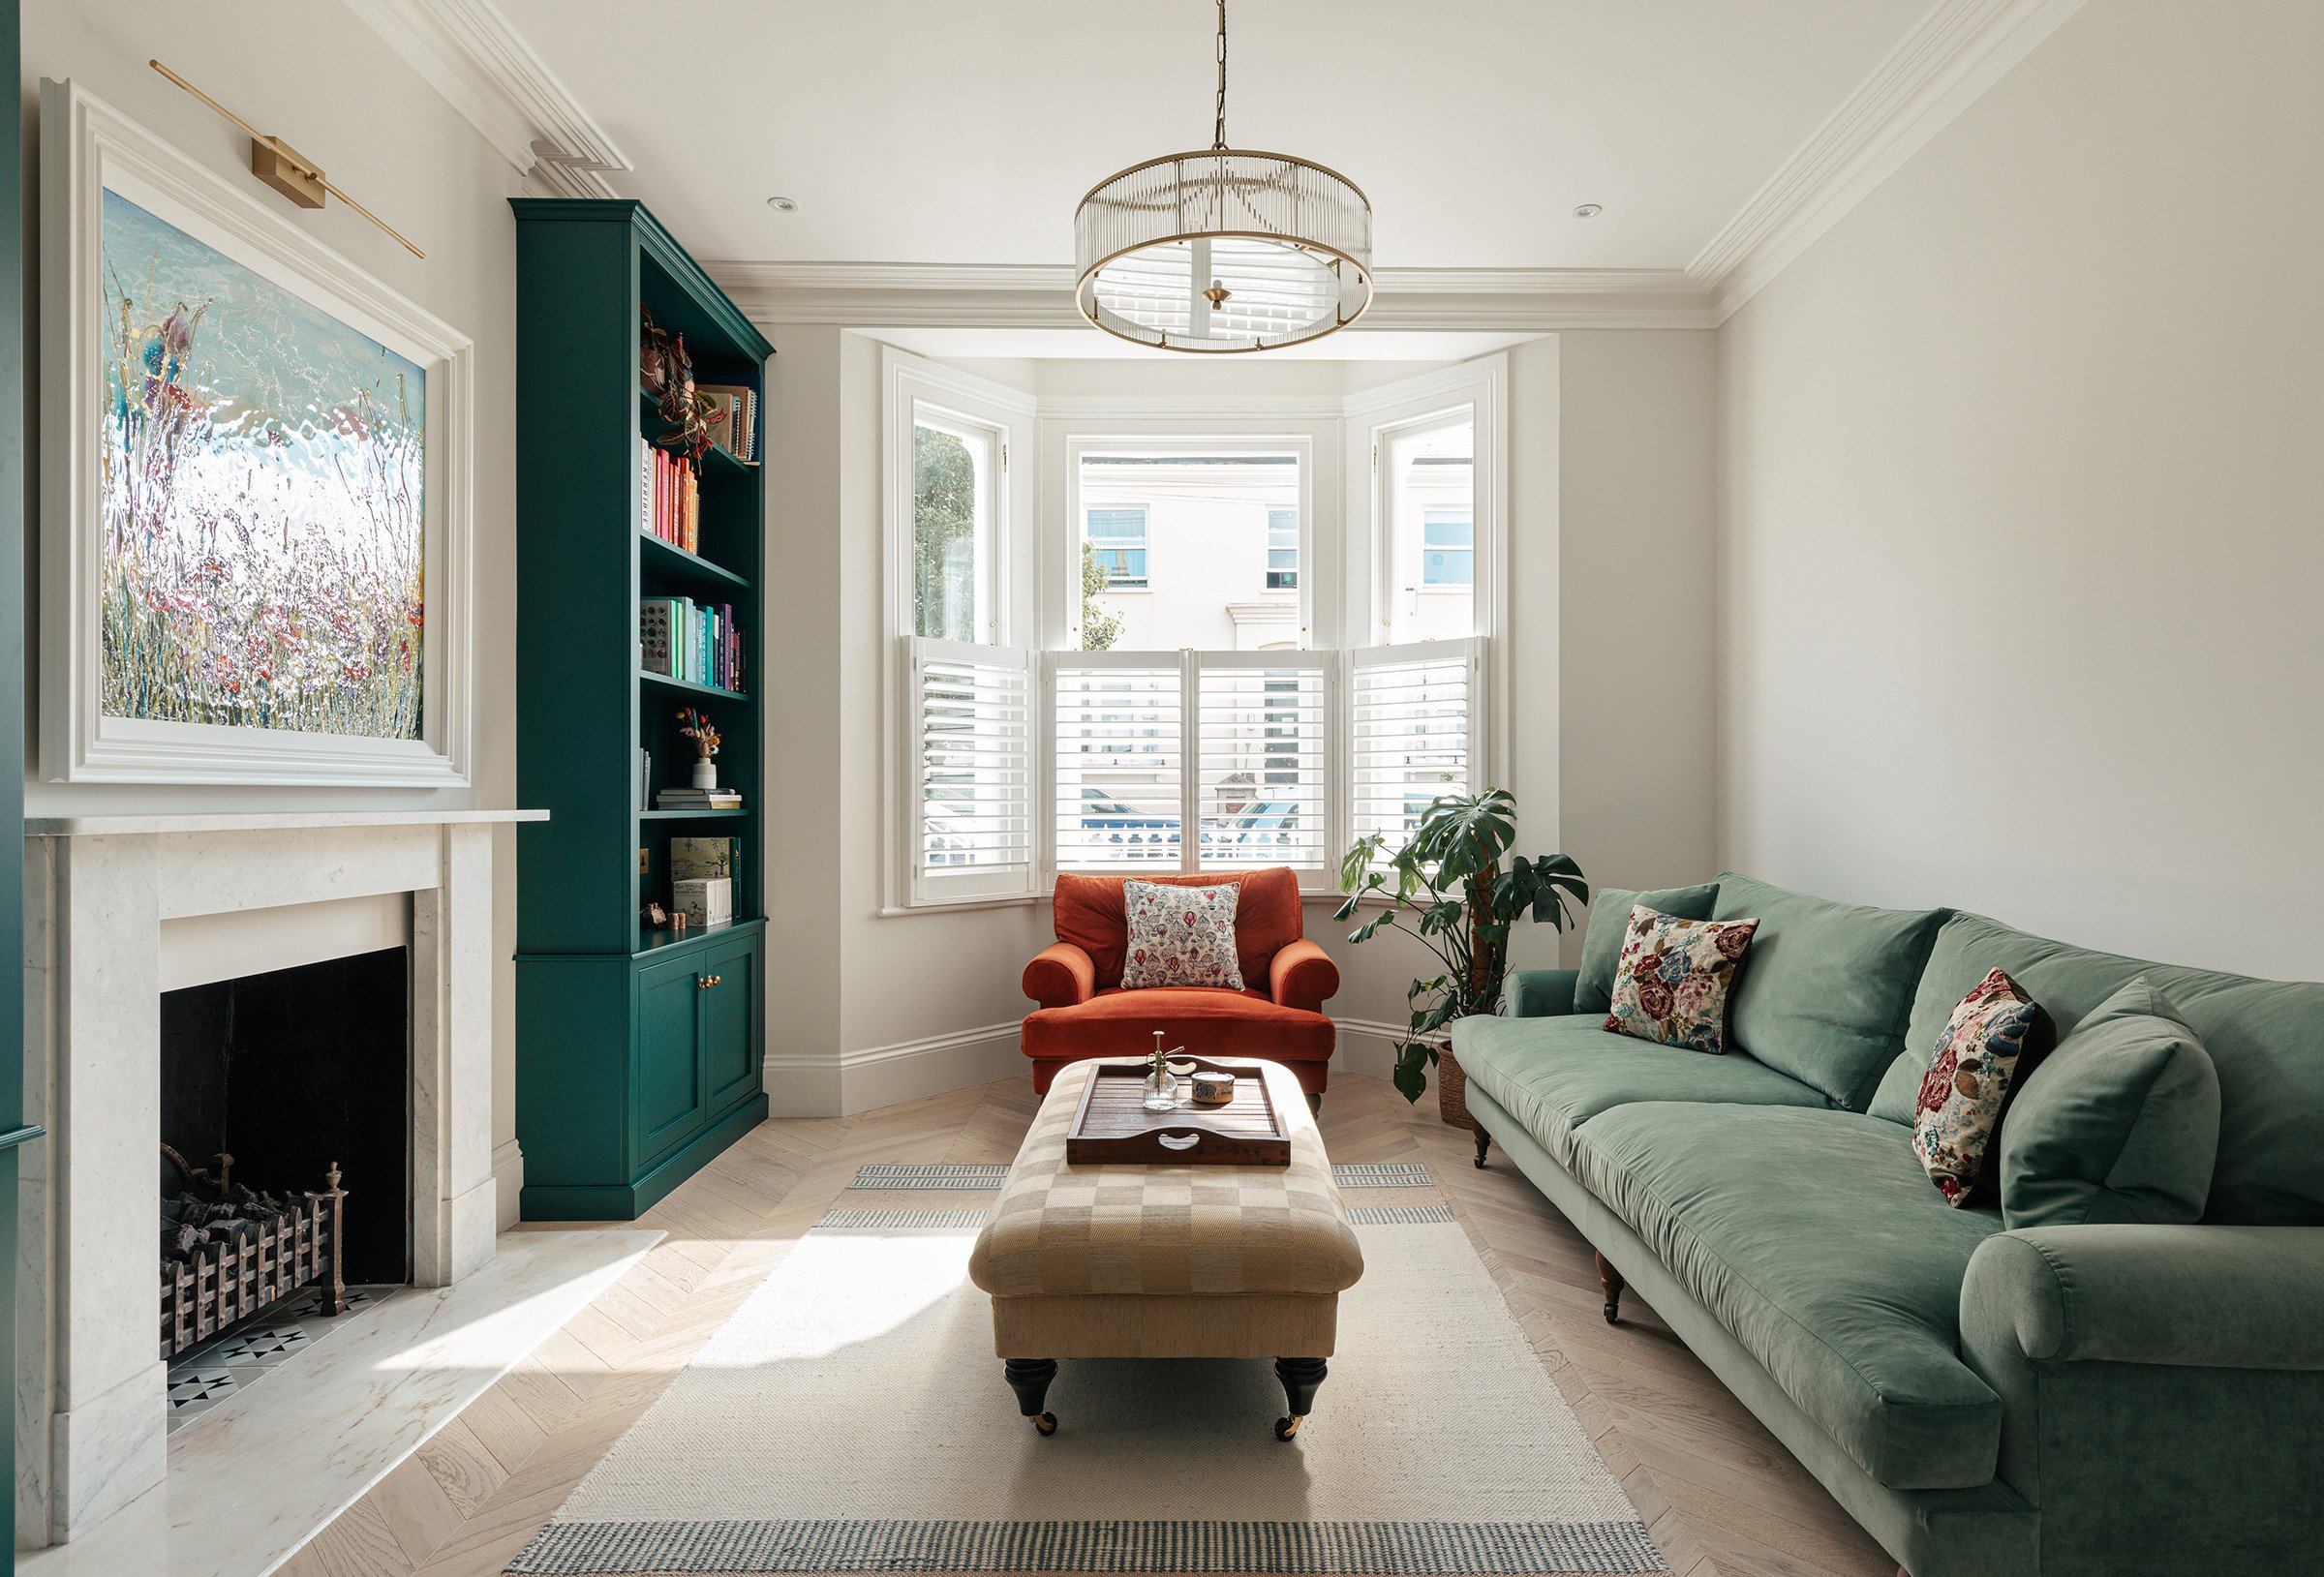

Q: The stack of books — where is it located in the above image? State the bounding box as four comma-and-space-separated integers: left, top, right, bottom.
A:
657, 785, 743, 811
640, 596, 744, 691
698, 383, 758, 463
640, 439, 700, 552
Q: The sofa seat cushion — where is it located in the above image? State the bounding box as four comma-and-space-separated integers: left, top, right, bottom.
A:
1572, 1102, 2005, 1491
1451, 1014, 1825, 1166
1021, 986, 1335, 1065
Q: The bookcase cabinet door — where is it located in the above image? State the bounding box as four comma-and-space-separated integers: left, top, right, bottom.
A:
636, 955, 707, 1165
697, 931, 761, 1113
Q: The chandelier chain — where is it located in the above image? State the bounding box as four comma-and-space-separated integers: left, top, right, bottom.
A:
1212, 0, 1229, 151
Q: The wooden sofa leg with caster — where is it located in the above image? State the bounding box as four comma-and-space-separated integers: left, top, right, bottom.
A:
1595, 1251, 1625, 1323
1473, 1124, 1491, 1168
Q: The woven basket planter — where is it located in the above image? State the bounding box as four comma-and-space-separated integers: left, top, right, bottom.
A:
1435, 1046, 1473, 1130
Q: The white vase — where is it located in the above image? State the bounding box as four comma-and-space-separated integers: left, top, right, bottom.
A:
691, 758, 718, 790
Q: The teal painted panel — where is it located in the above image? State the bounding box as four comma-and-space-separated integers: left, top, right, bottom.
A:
698, 930, 760, 1112
635, 955, 705, 1164
513, 958, 633, 1189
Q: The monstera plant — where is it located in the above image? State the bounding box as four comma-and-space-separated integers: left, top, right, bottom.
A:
1335, 789, 1588, 1117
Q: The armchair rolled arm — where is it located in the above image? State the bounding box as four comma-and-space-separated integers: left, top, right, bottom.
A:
1963, 1225, 2324, 1370
1022, 942, 1096, 1010
1269, 938, 1340, 1013
1506, 968, 1579, 1018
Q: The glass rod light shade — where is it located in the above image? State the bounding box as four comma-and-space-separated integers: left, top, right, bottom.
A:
1075, 150, 1372, 353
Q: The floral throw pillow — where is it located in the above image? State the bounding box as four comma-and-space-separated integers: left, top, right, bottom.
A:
1604, 905, 1759, 1054
1120, 881, 1245, 990
1912, 968, 2049, 1206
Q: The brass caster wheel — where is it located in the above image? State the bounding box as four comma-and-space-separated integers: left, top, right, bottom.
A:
1031, 1411, 1057, 1436
1274, 1414, 1304, 1441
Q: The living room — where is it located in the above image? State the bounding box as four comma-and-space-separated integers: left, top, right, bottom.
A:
3, 3, 2316, 1576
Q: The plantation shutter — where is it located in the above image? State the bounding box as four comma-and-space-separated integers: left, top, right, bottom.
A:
1348, 638, 1483, 847
1195, 654, 1332, 874
908, 637, 1035, 901
1049, 652, 1186, 872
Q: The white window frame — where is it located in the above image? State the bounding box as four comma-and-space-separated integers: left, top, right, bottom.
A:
1047, 416, 1337, 653
882, 349, 1037, 911
1344, 355, 1509, 792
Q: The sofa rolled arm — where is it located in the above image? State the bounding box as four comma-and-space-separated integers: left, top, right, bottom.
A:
1022, 942, 1096, 1010
1269, 938, 1340, 1013
1506, 968, 1579, 1018
1963, 1224, 2324, 1371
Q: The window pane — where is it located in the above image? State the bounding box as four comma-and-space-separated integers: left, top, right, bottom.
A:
1385, 417, 1473, 643
913, 417, 991, 642
1079, 449, 1301, 651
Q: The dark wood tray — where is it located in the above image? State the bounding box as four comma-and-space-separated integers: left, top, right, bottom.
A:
1066, 1057, 1291, 1167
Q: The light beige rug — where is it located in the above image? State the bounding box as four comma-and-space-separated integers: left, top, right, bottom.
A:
508, 1171, 1665, 1575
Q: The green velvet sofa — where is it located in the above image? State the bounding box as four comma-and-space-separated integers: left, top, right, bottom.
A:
1452, 872, 2324, 1577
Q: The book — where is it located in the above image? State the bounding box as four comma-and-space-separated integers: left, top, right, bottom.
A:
657, 792, 743, 810
639, 599, 676, 675
670, 836, 740, 880
698, 383, 757, 463
672, 877, 732, 928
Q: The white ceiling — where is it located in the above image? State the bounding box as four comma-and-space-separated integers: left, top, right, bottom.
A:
491, 0, 1933, 273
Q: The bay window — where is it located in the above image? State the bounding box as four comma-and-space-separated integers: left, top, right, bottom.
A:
883, 348, 1505, 911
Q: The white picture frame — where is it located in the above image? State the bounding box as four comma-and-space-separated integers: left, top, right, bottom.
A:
39, 77, 474, 786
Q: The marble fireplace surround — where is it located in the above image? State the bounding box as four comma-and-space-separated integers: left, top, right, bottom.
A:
15, 809, 541, 1545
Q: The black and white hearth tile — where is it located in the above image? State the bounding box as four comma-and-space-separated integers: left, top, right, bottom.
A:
205, 1323, 314, 1365
166, 1367, 239, 1408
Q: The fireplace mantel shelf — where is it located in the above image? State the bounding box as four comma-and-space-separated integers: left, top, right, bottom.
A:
26, 807, 549, 836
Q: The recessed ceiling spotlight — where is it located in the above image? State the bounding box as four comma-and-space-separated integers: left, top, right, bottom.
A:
1573, 203, 1603, 219
766, 196, 797, 212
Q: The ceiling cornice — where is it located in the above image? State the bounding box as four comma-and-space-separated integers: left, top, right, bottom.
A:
348, 0, 631, 197
1688, 0, 2087, 320
704, 261, 1718, 333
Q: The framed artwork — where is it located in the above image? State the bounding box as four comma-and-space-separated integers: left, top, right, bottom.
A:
39, 78, 473, 784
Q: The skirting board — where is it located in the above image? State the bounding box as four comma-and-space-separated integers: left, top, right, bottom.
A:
767, 1022, 1024, 1118
493, 1137, 524, 1232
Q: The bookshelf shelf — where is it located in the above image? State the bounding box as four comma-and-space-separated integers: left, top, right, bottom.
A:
514, 197, 773, 1224
640, 669, 749, 702
639, 531, 751, 594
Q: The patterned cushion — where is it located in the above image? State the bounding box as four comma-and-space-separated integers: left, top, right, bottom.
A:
1604, 905, 1759, 1054
1121, 879, 1244, 989
1911, 968, 2050, 1205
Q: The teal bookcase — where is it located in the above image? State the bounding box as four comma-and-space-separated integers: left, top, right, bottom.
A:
510, 199, 773, 1220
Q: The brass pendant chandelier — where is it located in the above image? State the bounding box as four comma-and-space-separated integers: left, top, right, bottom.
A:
1074, 0, 1373, 353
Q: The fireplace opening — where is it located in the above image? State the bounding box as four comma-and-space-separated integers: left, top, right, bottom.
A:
160, 947, 413, 1313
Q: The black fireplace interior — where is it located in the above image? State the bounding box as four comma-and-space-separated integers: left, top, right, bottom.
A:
161, 947, 412, 1286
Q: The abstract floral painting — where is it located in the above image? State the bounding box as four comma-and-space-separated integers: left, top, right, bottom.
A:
101, 188, 426, 738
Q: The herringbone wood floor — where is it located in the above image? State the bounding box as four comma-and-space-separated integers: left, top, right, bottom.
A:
280, 1075, 1893, 1577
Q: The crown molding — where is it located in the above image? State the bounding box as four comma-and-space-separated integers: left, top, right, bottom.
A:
1689, 0, 2087, 320
348, 0, 631, 197
704, 260, 1717, 332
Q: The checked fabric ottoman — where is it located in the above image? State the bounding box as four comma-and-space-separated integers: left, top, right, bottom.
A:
966, 1056, 1364, 1440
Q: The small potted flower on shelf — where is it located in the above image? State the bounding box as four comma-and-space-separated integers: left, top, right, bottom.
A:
677, 708, 721, 790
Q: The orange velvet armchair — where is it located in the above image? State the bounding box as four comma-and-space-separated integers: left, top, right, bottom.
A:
1019, 867, 1341, 1099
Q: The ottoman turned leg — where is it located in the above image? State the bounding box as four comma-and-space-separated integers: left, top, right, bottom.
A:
1004, 1357, 1058, 1435
1273, 1356, 1329, 1441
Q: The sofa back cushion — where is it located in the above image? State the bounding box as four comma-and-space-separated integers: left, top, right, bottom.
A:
1898, 912, 2324, 1225
1054, 867, 1303, 990
1712, 873, 1949, 1110
1998, 978, 2219, 1229
1575, 882, 1721, 1015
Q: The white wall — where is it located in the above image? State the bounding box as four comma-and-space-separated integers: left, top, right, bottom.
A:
20, 3, 529, 1215
758, 330, 1717, 1109
1716, 0, 2324, 978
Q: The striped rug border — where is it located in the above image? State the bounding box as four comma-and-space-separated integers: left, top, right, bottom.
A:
1346, 1204, 1456, 1225
815, 1208, 993, 1230
849, 1163, 1438, 1192
506, 1518, 1668, 1574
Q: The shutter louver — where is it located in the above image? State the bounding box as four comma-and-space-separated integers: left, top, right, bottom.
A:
910, 637, 1034, 900
1197, 658, 1330, 870
1350, 639, 1482, 845
1052, 657, 1185, 870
